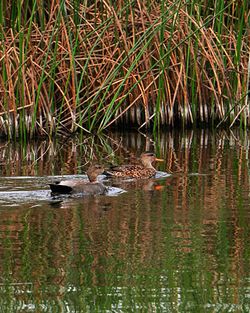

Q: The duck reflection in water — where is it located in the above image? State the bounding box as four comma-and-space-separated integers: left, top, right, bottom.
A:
49, 164, 107, 196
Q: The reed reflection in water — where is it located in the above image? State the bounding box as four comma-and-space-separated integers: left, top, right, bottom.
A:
0, 130, 249, 312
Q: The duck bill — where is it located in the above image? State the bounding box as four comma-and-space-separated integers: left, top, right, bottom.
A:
155, 158, 164, 162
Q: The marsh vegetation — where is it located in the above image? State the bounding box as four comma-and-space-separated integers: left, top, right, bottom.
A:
0, 0, 249, 138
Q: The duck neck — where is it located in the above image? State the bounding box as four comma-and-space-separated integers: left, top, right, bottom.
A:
142, 160, 154, 169
87, 171, 98, 183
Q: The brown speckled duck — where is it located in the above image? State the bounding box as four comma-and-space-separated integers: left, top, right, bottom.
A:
105, 151, 164, 179
49, 164, 107, 195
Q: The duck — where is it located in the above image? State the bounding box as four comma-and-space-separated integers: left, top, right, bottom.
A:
49, 164, 107, 195
105, 151, 164, 179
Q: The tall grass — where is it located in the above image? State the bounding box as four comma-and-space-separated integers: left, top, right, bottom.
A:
0, 0, 249, 138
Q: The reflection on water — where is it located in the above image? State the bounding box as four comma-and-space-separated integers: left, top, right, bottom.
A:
0, 130, 250, 312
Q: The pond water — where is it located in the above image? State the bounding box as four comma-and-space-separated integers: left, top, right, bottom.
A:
0, 130, 250, 312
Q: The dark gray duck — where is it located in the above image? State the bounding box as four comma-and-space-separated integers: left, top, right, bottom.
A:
49, 164, 107, 195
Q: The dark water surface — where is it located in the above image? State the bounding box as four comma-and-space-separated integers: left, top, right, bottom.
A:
0, 130, 250, 312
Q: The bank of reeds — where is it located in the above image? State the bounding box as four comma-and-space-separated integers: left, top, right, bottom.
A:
0, 0, 249, 138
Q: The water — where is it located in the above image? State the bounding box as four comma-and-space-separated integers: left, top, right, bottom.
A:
0, 130, 250, 312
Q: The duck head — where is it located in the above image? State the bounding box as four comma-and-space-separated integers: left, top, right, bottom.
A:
87, 164, 105, 182
140, 152, 164, 168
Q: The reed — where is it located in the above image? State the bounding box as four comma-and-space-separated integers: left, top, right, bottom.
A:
0, 0, 249, 138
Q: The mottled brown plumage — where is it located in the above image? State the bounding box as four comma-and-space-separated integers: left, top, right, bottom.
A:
49, 164, 107, 195
105, 152, 164, 179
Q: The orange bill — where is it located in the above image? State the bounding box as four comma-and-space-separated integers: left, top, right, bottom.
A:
155, 157, 164, 162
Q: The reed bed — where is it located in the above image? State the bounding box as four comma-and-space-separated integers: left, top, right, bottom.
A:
0, 0, 249, 138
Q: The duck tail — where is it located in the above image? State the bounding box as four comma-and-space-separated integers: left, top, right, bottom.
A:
49, 184, 73, 194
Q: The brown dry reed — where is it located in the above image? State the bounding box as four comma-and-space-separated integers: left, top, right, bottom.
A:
0, 0, 249, 139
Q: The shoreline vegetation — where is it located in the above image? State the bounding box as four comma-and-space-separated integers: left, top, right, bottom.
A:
0, 0, 249, 139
